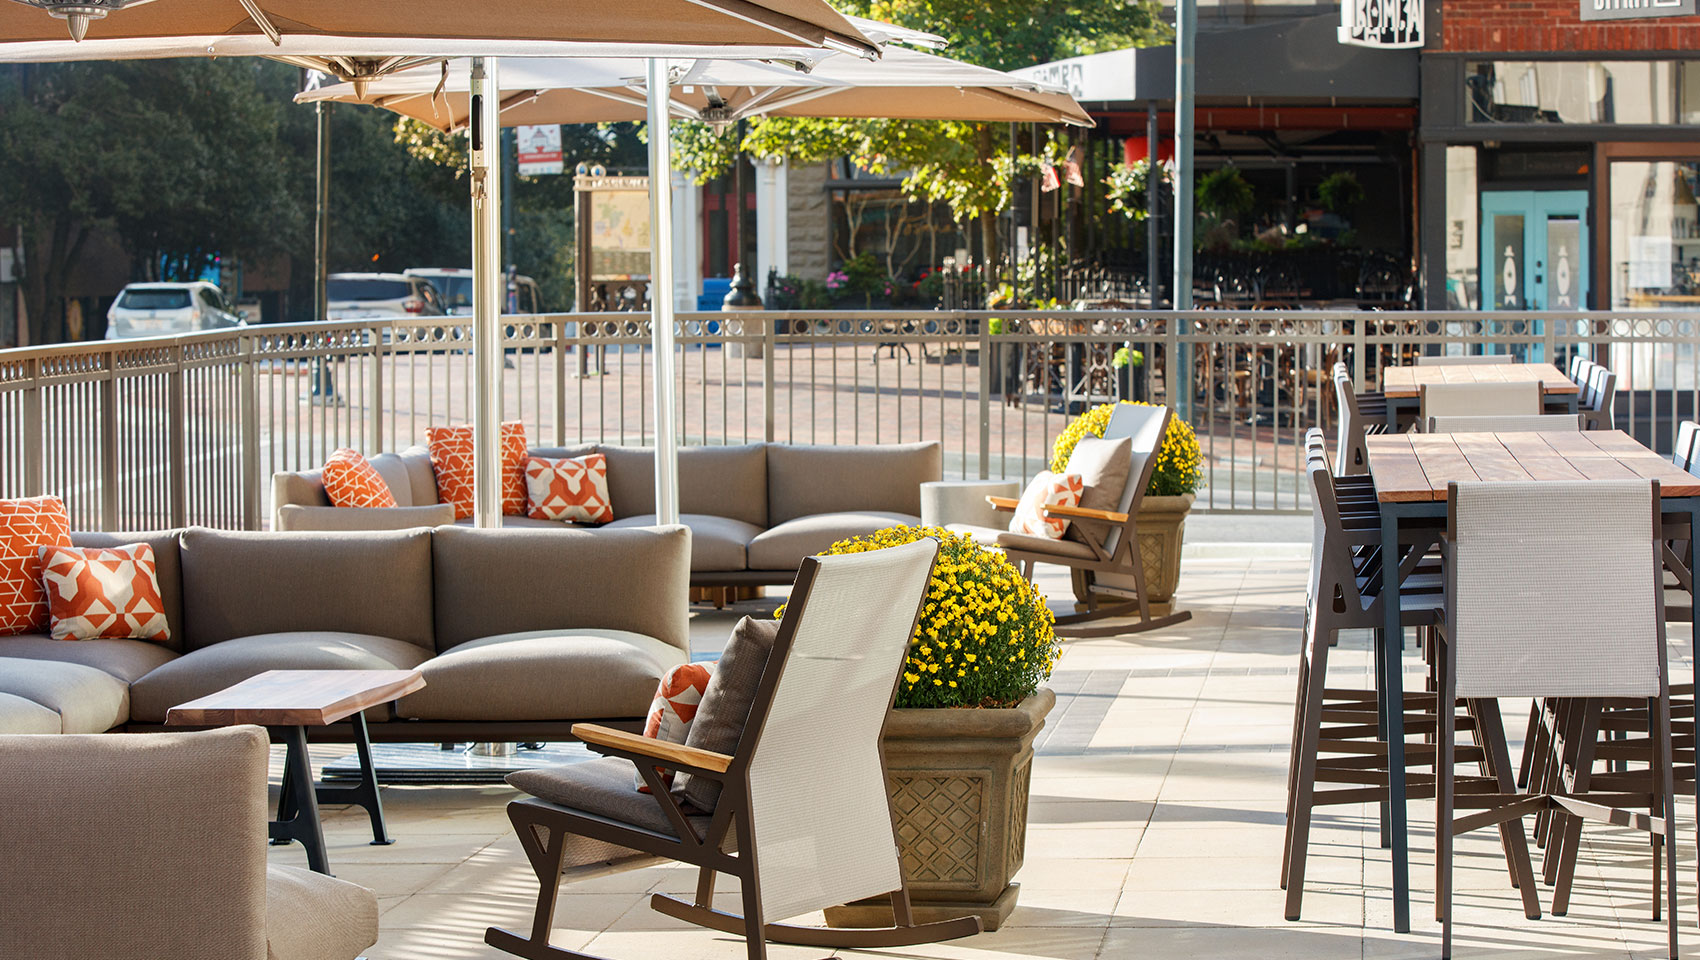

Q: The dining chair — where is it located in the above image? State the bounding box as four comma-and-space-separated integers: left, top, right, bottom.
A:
1580, 364, 1617, 430
1332, 362, 1384, 476
1571, 356, 1596, 389
1416, 354, 1515, 366
1426, 414, 1582, 434
1673, 421, 1700, 473
1419, 381, 1542, 429
1433, 479, 1677, 960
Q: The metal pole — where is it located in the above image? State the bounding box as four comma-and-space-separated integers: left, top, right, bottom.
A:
313, 102, 330, 322
1172, 0, 1196, 423
1146, 100, 1160, 306
469, 57, 504, 529
647, 58, 681, 526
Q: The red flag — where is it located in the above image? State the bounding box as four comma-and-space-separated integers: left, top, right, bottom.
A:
1040, 161, 1060, 193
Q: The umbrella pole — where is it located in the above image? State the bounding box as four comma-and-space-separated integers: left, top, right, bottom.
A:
471, 57, 504, 528
647, 58, 681, 526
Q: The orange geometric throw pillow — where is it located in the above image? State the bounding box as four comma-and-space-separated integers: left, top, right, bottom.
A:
426, 422, 528, 521
322, 448, 398, 509
39, 543, 171, 643
524, 454, 613, 524
0, 496, 73, 636
1009, 471, 1084, 539
636, 661, 715, 792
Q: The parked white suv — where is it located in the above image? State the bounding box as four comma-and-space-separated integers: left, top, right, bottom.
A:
404, 267, 543, 315
325, 273, 447, 321
105, 282, 245, 340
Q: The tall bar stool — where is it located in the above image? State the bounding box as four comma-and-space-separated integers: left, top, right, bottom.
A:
1432, 479, 1678, 959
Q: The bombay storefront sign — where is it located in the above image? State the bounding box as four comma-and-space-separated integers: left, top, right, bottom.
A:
1339, 0, 1423, 48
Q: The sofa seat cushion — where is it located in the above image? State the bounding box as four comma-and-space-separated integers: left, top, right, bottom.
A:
451, 514, 570, 529
397, 629, 687, 722
277, 504, 455, 532
603, 514, 760, 572
0, 657, 129, 733
0, 691, 63, 733
508, 757, 710, 839
746, 511, 920, 571
0, 634, 177, 682
265, 863, 378, 960
129, 632, 432, 723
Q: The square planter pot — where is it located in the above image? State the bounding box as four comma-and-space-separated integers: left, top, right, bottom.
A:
1070, 492, 1194, 612
823, 687, 1055, 932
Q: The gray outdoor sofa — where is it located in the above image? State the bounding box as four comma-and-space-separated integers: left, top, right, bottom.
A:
0, 524, 690, 741
272, 441, 942, 586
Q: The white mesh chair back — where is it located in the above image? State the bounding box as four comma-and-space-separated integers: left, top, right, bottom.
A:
1099, 403, 1171, 556
1676, 421, 1700, 472
742, 538, 938, 923
1447, 480, 1661, 699
1427, 414, 1580, 434
1416, 354, 1515, 366
1420, 381, 1541, 425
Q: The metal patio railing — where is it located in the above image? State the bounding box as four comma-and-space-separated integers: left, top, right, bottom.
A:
2, 308, 1696, 531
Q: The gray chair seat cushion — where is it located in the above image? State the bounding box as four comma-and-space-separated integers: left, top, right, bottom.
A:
397, 629, 686, 722
129, 632, 432, 723
0, 657, 130, 733
604, 514, 761, 571
745, 511, 919, 571
452, 514, 572, 529
946, 523, 1098, 560
0, 634, 177, 682
0, 691, 63, 733
508, 756, 710, 838
265, 863, 378, 960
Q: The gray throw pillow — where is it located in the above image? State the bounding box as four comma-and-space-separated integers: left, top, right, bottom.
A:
1062, 435, 1133, 546
672, 615, 781, 812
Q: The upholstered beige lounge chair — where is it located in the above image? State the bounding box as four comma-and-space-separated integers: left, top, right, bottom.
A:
486, 539, 982, 960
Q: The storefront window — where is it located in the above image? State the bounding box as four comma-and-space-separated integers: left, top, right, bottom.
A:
1444, 147, 1479, 309
1466, 61, 1697, 126
1609, 160, 1700, 308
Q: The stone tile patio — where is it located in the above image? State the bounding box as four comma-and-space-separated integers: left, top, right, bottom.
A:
271, 546, 1696, 959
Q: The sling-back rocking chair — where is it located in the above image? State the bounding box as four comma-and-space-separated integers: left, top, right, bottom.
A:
486, 539, 983, 960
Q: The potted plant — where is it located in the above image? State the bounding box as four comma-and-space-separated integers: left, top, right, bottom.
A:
810, 526, 1059, 932
1050, 401, 1203, 612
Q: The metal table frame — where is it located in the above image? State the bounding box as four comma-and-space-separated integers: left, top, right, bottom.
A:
269, 711, 393, 875
1375, 490, 1700, 934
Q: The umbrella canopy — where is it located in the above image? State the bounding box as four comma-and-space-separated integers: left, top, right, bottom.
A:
0, 0, 880, 70
297, 44, 1093, 128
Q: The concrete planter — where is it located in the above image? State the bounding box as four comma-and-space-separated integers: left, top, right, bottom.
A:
1071, 492, 1194, 613
823, 687, 1055, 932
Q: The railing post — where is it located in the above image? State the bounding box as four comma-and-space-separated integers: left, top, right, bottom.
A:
99, 354, 118, 531
976, 310, 990, 480
167, 346, 186, 528
1352, 315, 1367, 388
553, 317, 567, 446
367, 323, 384, 454
1543, 314, 1557, 366
763, 313, 776, 443
22, 357, 43, 498
239, 333, 261, 531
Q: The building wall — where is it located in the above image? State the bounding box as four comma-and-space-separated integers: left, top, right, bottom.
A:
786, 161, 832, 281
1441, 0, 1700, 51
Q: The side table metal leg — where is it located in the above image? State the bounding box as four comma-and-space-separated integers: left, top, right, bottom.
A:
269, 725, 330, 875
313, 711, 393, 846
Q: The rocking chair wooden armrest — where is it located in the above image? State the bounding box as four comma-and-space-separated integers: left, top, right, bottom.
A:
1041, 503, 1129, 524
571, 723, 734, 775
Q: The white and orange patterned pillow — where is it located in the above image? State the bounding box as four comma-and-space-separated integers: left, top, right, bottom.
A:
524, 454, 613, 524
0, 496, 73, 636
39, 543, 171, 643
636, 661, 715, 792
322, 448, 398, 509
1009, 471, 1084, 539
426, 422, 528, 520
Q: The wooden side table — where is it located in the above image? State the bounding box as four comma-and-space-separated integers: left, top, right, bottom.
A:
167, 669, 425, 874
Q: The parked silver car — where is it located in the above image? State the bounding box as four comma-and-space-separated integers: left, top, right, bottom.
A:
105, 281, 245, 340
325, 273, 447, 321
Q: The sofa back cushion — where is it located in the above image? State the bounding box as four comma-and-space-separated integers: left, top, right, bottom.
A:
179, 528, 435, 651
431, 525, 691, 655
599, 444, 768, 527
766, 442, 941, 524
69, 530, 185, 652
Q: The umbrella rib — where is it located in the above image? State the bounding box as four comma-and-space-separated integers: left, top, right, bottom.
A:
684, 0, 877, 58
235, 0, 282, 45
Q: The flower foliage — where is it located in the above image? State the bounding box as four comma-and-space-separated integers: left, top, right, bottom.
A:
1050, 401, 1203, 497
781, 526, 1059, 709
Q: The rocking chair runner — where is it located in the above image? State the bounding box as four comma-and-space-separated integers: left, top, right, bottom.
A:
486, 539, 983, 960
987, 403, 1193, 637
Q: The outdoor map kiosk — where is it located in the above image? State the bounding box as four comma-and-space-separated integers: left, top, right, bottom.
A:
573, 172, 651, 312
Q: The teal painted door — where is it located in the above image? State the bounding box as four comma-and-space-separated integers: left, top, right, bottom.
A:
1480, 190, 1589, 361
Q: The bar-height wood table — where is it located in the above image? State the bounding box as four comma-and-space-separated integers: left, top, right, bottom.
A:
1364, 430, 1700, 932
167, 669, 426, 874
1379, 362, 1581, 429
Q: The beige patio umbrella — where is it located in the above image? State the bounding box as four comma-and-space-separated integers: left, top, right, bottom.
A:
296, 43, 1092, 129
0, 0, 884, 529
